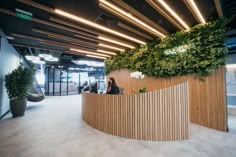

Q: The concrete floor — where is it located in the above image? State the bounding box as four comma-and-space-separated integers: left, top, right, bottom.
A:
0, 95, 236, 157
228, 106, 236, 134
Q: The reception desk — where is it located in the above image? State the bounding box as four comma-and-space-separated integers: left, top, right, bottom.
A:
82, 81, 189, 141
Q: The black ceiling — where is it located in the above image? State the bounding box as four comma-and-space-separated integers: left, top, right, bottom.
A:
0, 0, 235, 65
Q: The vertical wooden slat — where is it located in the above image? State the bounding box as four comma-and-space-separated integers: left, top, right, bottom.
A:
82, 82, 189, 141
107, 67, 226, 132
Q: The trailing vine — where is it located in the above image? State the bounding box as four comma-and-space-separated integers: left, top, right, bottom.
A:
105, 18, 230, 78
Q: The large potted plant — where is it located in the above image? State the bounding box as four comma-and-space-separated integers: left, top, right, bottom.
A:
5, 65, 35, 117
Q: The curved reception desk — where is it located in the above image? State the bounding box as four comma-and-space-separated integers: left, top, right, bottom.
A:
82, 82, 189, 141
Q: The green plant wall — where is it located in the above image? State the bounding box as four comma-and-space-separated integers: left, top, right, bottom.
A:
105, 18, 230, 78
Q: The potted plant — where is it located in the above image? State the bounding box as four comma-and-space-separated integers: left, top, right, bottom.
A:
130, 71, 147, 93
4, 65, 35, 117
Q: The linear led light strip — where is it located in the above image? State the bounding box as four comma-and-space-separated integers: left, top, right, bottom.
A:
54, 9, 146, 45
70, 48, 110, 58
96, 49, 116, 55
75, 33, 133, 49
41, 41, 116, 56
146, 0, 184, 30
98, 36, 135, 49
99, 0, 165, 38
12, 1, 140, 48
184, 0, 206, 24
70, 42, 116, 55
156, 0, 190, 30
48, 33, 124, 52
0, 7, 129, 51
86, 55, 106, 60
12, 32, 115, 56
32, 28, 123, 52
99, 3, 154, 37
98, 43, 125, 52
46, 37, 117, 55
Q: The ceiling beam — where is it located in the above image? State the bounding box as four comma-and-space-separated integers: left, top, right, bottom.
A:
214, 0, 224, 18
183, 0, 206, 24
0, 8, 97, 39
10, 43, 64, 52
41, 42, 111, 57
32, 28, 99, 48
99, 0, 166, 37
146, 0, 184, 30
50, 17, 138, 48
17, 0, 54, 13
99, 3, 157, 37
111, 0, 168, 34
0, 8, 129, 50
117, 22, 153, 40
11, 33, 112, 57
17, 0, 146, 45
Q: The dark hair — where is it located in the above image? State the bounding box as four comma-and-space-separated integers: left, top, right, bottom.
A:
108, 80, 112, 86
109, 77, 117, 87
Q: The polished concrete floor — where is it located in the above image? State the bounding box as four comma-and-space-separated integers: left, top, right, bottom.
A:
228, 106, 236, 134
0, 95, 236, 157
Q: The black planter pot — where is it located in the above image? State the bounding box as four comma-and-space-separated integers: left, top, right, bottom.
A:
10, 98, 27, 117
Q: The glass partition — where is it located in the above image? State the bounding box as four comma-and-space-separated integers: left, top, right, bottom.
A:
45, 66, 105, 96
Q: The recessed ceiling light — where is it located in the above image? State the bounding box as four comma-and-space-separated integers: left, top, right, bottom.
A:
72, 60, 105, 67
39, 54, 52, 58
54, 9, 146, 45
25, 55, 40, 61
45, 57, 59, 62
32, 60, 46, 64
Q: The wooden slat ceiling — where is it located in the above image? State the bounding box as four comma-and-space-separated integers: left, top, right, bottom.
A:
0, 0, 233, 62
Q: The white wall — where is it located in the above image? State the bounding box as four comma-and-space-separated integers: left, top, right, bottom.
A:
0, 38, 21, 116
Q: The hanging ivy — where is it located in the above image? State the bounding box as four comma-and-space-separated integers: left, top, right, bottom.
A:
105, 18, 230, 78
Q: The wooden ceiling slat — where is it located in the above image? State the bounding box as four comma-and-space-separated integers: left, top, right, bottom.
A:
17, 0, 54, 13
99, 3, 157, 38
32, 28, 98, 47
11, 33, 111, 57
183, 0, 204, 24
11, 43, 63, 52
49, 17, 98, 35
214, 0, 224, 18
18, 0, 146, 45
117, 22, 153, 40
111, 0, 168, 34
50, 17, 140, 47
146, 0, 184, 30
0, 8, 128, 50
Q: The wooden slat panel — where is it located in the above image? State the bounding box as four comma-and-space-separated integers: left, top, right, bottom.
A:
82, 82, 189, 141
107, 67, 227, 131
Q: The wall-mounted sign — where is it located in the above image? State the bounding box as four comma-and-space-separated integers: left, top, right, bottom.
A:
15, 8, 32, 21
164, 43, 194, 55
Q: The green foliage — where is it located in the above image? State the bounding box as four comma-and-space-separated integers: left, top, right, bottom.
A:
5, 65, 35, 100
139, 87, 147, 93
105, 18, 230, 78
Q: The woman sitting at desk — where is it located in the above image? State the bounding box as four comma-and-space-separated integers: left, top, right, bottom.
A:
106, 77, 120, 94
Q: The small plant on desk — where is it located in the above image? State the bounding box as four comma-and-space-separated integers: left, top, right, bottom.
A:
130, 71, 146, 93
